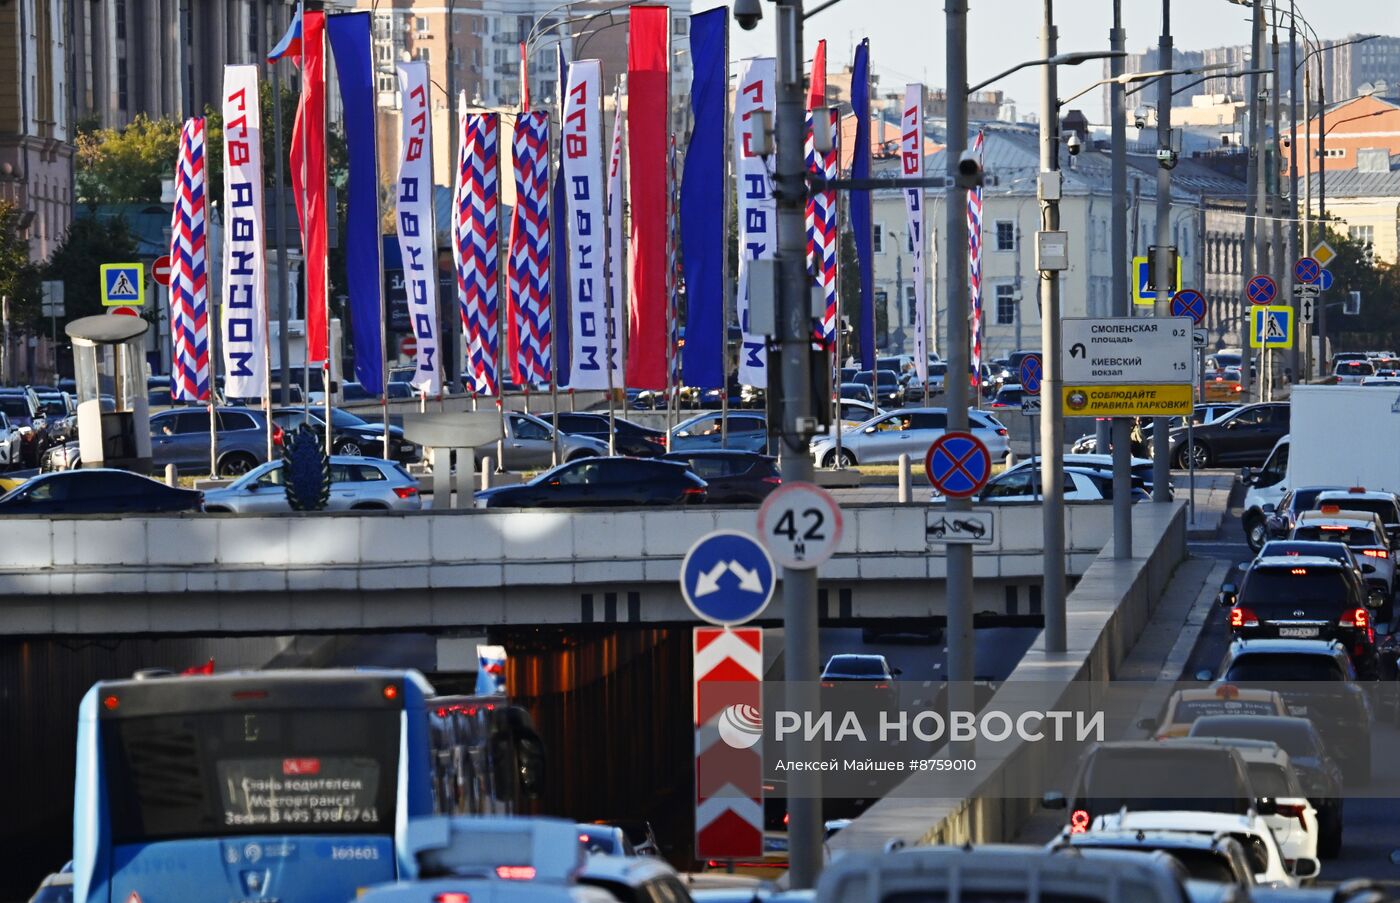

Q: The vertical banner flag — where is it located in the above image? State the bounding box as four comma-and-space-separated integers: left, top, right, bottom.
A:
902, 83, 927, 384
553, 45, 572, 387
805, 40, 839, 349
220, 66, 268, 400
851, 39, 875, 370
626, 5, 670, 390
278, 7, 327, 364
734, 57, 776, 388
452, 96, 471, 381
680, 7, 728, 390
694, 627, 764, 860
606, 83, 627, 381
968, 129, 986, 388
327, 13, 384, 395
462, 113, 501, 395
395, 62, 442, 394
563, 60, 609, 390
668, 137, 681, 392
170, 117, 211, 402
508, 111, 552, 387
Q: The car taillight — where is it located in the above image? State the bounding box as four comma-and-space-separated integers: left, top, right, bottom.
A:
1341, 607, 1369, 629
435, 894, 471, 903
1362, 549, 1389, 559
495, 866, 536, 881
1275, 802, 1309, 831
762, 476, 782, 484
820, 681, 835, 688
272, 424, 285, 447
683, 487, 705, 496
873, 683, 890, 690
996, 428, 1008, 436
393, 486, 418, 499
1070, 809, 1090, 834
1229, 606, 1259, 628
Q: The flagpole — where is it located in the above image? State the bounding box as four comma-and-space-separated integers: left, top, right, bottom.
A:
547, 116, 561, 469
377, 83, 389, 461
319, 10, 332, 456
298, 1, 311, 422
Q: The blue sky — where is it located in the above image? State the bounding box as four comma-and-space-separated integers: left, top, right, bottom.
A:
709, 1, 1400, 122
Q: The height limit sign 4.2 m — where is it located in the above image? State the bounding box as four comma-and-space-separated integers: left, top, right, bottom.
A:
757, 481, 845, 569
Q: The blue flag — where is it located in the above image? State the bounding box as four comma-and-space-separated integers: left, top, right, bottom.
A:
680, 8, 728, 390
851, 39, 875, 370
327, 12, 384, 394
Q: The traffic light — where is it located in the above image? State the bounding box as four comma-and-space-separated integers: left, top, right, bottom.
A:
1344, 291, 1361, 316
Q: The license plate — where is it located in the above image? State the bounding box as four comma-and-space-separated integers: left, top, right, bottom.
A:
1278, 627, 1319, 638
1288, 705, 1309, 716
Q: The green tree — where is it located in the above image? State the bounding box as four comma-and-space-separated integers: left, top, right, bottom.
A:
0, 201, 43, 330
74, 115, 183, 203
44, 216, 140, 329
1314, 222, 1400, 350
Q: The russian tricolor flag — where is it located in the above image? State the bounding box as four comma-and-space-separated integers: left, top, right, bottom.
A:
267, 3, 304, 64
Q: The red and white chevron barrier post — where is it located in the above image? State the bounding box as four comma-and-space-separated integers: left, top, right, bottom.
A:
694, 627, 764, 863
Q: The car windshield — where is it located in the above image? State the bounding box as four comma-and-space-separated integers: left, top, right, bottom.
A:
1189, 718, 1320, 758
1245, 762, 1296, 799
854, 372, 897, 388
1225, 654, 1346, 682
1079, 749, 1250, 814
823, 656, 884, 677
35, 396, 68, 416
1170, 697, 1279, 724
0, 397, 30, 418
1238, 567, 1351, 616
1292, 526, 1380, 546
1337, 362, 1374, 376
1258, 542, 1349, 564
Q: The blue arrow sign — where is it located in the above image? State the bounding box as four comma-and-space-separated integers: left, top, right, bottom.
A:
1019, 354, 1043, 395
1318, 268, 1334, 292
680, 531, 776, 626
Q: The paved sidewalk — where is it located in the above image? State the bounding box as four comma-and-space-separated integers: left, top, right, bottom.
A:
1174, 469, 1237, 538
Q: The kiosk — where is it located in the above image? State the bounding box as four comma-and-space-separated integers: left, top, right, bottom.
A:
65, 315, 152, 471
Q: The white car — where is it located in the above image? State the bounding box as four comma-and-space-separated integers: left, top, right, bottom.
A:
932, 465, 1149, 505
1165, 738, 1319, 872
1290, 507, 1395, 599
202, 456, 422, 513
0, 411, 20, 469
810, 407, 1009, 468
1092, 810, 1311, 888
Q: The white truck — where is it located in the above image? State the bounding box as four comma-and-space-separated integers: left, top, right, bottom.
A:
1241, 384, 1400, 549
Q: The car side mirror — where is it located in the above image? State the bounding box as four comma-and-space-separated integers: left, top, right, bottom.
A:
1290, 858, 1320, 880
864, 426, 877, 434
1041, 791, 1067, 811
1239, 467, 1254, 483
677, 430, 691, 438
1195, 669, 1214, 682
1255, 797, 1278, 816
1218, 583, 1238, 607
1134, 716, 1157, 731
1261, 503, 1275, 514
891, 667, 903, 677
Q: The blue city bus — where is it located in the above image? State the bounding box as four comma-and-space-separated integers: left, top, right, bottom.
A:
73, 670, 544, 903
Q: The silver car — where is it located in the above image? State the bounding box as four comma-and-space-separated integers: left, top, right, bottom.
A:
481, 411, 610, 470
809, 407, 1010, 468
202, 455, 421, 513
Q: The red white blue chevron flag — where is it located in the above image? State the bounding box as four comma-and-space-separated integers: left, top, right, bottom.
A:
902, 83, 928, 384
455, 108, 501, 396
509, 111, 552, 387
169, 117, 211, 402
967, 129, 986, 387
806, 107, 839, 350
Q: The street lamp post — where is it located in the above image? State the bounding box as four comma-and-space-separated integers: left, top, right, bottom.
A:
1150, 0, 1173, 498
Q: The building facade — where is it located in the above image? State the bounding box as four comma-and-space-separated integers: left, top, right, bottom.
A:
1324, 35, 1400, 108
1, 0, 73, 261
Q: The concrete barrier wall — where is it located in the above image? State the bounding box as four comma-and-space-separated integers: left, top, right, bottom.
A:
827, 500, 1187, 853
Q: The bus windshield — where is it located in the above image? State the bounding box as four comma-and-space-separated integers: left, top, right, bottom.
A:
102, 708, 399, 844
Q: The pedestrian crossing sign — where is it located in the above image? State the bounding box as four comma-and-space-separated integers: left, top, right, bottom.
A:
100, 263, 145, 307
1133, 255, 1183, 305
1250, 304, 1293, 349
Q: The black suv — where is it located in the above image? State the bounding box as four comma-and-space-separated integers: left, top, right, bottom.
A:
1220, 556, 1382, 678
1169, 402, 1289, 469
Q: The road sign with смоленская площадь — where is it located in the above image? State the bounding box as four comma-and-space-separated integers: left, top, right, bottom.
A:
1060, 317, 1193, 417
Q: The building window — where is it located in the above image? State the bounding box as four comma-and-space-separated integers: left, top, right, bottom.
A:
905, 285, 917, 325
995, 220, 1015, 251
1349, 225, 1374, 246
416, 16, 429, 35
674, 18, 689, 36
996, 284, 1016, 325
417, 47, 431, 64
115, 0, 126, 40
1320, 148, 1345, 159
873, 225, 885, 254
377, 44, 391, 63
248, 1, 260, 55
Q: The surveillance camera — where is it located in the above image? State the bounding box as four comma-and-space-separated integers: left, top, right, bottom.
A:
1066, 133, 1082, 156
1133, 107, 1148, 129
733, 0, 763, 31
955, 149, 983, 189
1156, 147, 1178, 170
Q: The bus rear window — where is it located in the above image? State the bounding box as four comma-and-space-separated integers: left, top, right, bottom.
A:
103, 709, 398, 843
